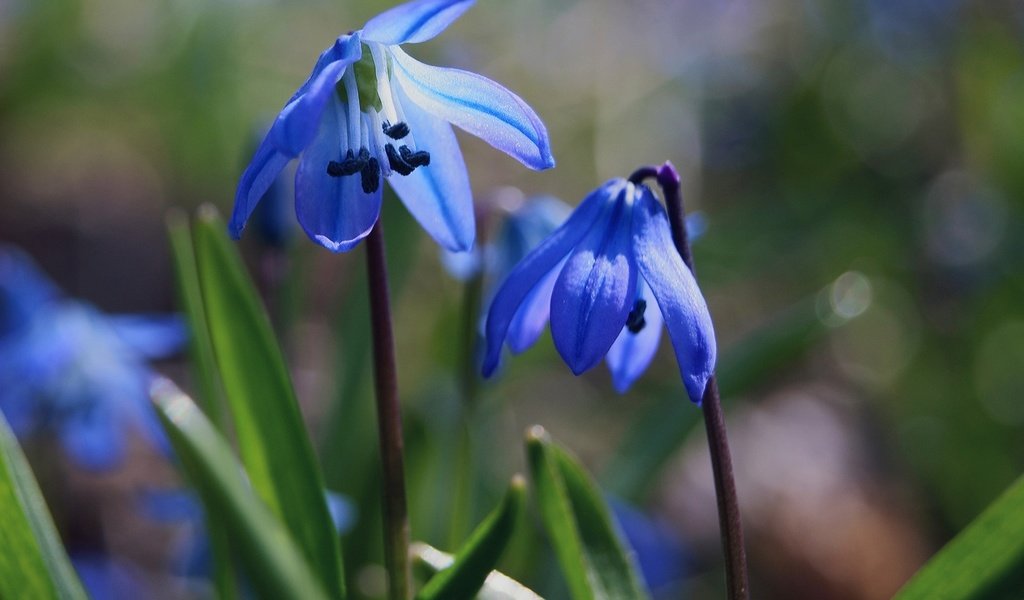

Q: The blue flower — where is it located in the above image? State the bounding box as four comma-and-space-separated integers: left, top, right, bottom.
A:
481, 178, 716, 402
231, 0, 555, 253
0, 247, 185, 469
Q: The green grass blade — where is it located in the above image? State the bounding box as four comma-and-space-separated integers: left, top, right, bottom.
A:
413, 543, 544, 600
416, 476, 527, 600
526, 426, 648, 600
0, 414, 87, 600
895, 474, 1024, 600
192, 206, 344, 598
151, 379, 330, 600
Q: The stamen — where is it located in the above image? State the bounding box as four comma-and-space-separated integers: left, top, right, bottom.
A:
382, 121, 410, 139
399, 145, 430, 168
368, 43, 400, 124
361, 157, 381, 193
385, 144, 414, 176
326, 149, 367, 177
626, 299, 647, 333
342, 69, 361, 148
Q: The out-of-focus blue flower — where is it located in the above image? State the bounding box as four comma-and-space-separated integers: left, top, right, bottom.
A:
231, 0, 555, 254
0, 247, 185, 469
482, 178, 716, 402
71, 553, 149, 600
144, 489, 355, 579
610, 500, 690, 595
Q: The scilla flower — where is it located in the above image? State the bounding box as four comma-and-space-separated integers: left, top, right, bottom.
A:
0, 247, 184, 469
482, 178, 716, 402
231, 0, 554, 253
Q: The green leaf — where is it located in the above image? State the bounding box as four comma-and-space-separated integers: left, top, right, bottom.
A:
0, 413, 86, 600
416, 476, 527, 600
526, 426, 648, 600
166, 209, 225, 427
413, 543, 544, 600
192, 206, 344, 598
151, 379, 330, 600
895, 474, 1024, 600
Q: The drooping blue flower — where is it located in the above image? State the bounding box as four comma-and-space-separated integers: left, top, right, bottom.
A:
231, 0, 555, 253
481, 178, 716, 402
0, 247, 185, 469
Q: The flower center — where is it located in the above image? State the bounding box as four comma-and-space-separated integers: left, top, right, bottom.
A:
327, 42, 431, 194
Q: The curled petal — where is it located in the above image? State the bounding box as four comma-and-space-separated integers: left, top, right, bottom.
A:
632, 187, 716, 404
388, 78, 474, 251
550, 188, 637, 375
362, 0, 475, 45
389, 46, 554, 170
482, 181, 625, 376
269, 35, 362, 157
605, 280, 664, 393
295, 99, 381, 252
230, 135, 291, 239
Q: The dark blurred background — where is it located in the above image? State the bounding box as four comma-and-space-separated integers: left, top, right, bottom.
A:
1, 0, 1023, 598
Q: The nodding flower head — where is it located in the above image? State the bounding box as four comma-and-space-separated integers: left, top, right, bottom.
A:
481, 178, 716, 403
231, 0, 555, 254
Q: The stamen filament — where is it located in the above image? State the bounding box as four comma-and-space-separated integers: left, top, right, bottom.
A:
369, 43, 400, 125
342, 69, 361, 148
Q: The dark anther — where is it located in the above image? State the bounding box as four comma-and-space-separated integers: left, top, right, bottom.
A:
382, 121, 410, 140
626, 299, 647, 333
385, 144, 415, 176
399, 145, 431, 168
361, 157, 381, 193
327, 148, 367, 177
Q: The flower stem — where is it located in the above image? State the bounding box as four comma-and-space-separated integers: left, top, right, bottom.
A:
365, 217, 412, 600
646, 162, 750, 600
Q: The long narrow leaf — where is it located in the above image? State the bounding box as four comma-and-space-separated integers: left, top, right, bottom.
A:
526, 426, 648, 600
417, 476, 527, 600
193, 206, 344, 598
151, 379, 330, 600
0, 414, 86, 600
895, 474, 1024, 599
413, 543, 544, 600
167, 211, 238, 599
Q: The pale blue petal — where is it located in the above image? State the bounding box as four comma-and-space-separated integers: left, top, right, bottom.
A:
550, 187, 637, 375
229, 134, 291, 239
482, 181, 625, 376
506, 258, 562, 354
269, 35, 362, 157
389, 46, 554, 170
108, 315, 187, 360
295, 98, 381, 252
326, 492, 356, 534
362, 0, 475, 45
60, 402, 124, 470
632, 187, 716, 404
605, 280, 663, 393
388, 78, 474, 251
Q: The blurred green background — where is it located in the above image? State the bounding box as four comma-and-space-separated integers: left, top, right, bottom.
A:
1, 0, 1023, 598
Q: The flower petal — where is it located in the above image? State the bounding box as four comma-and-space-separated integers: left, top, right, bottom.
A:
108, 315, 187, 360
506, 258, 562, 354
550, 186, 638, 375
361, 0, 475, 45
632, 187, 716, 404
229, 134, 291, 239
605, 279, 664, 393
268, 34, 362, 157
387, 78, 474, 251
295, 99, 381, 252
482, 181, 624, 376
389, 46, 554, 170
60, 403, 124, 470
